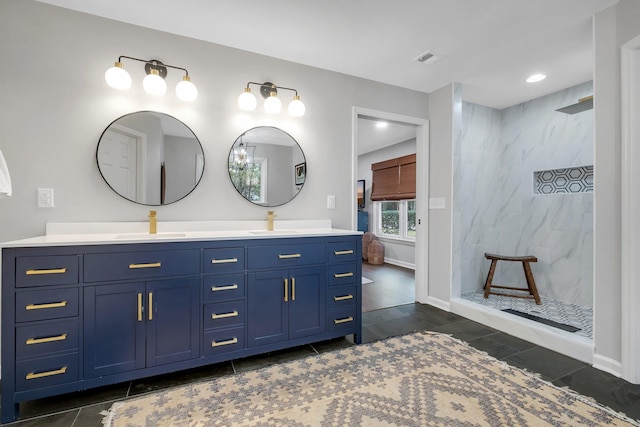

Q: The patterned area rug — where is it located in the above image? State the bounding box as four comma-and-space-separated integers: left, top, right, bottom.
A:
103, 332, 638, 426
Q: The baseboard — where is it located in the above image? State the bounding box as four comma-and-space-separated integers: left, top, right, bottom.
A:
424, 296, 450, 312
593, 353, 623, 378
384, 258, 415, 270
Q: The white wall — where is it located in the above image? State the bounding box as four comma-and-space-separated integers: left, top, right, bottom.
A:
425, 83, 458, 308
358, 139, 416, 267
0, 0, 429, 243
592, 0, 640, 375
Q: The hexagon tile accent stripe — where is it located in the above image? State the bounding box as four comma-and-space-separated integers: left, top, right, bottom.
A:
103, 332, 638, 427
534, 165, 593, 194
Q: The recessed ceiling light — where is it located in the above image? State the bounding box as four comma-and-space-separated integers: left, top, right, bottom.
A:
376, 121, 388, 128
526, 73, 546, 83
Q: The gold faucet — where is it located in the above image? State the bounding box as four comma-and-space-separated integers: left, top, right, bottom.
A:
267, 210, 277, 231
149, 210, 157, 234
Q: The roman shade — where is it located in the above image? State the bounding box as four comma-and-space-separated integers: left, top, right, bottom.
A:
370, 153, 416, 201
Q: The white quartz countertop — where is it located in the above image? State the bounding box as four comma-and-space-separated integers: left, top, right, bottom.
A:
1, 220, 362, 248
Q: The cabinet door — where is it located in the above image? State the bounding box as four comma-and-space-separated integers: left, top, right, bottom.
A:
146, 278, 200, 367
247, 270, 288, 347
84, 283, 146, 378
288, 266, 325, 340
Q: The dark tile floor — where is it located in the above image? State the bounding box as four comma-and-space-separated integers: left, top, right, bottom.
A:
362, 262, 414, 312
4, 266, 640, 425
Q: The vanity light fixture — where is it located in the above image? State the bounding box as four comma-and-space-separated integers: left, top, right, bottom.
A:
238, 82, 305, 117
105, 56, 198, 102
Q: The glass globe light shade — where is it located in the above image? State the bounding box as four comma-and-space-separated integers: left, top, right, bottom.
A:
142, 69, 167, 96
176, 76, 198, 102
263, 92, 282, 114
288, 96, 306, 117
104, 62, 132, 90
238, 88, 257, 111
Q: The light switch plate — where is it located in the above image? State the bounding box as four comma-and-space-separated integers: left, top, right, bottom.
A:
429, 197, 445, 209
327, 195, 336, 209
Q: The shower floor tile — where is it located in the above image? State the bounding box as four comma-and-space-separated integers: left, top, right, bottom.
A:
461, 290, 593, 339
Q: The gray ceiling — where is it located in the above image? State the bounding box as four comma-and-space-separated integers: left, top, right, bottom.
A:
35, 0, 616, 154
36, 0, 616, 109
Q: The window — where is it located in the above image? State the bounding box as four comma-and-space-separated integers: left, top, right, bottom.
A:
228, 157, 267, 203
370, 154, 416, 201
376, 199, 416, 241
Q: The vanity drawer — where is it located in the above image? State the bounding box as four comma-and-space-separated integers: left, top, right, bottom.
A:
16, 288, 79, 323
204, 327, 245, 356
204, 301, 245, 330
327, 242, 358, 264
328, 263, 357, 286
16, 319, 79, 359
327, 285, 357, 310
204, 273, 245, 302
16, 255, 79, 288
328, 307, 357, 332
84, 249, 200, 282
16, 353, 79, 392
203, 248, 245, 275
248, 243, 325, 269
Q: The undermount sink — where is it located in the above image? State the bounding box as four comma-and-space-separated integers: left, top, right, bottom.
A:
248, 230, 299, 235
113, 232, 187, 239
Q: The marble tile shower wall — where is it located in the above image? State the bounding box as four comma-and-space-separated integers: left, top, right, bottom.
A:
454, 81, 594, 308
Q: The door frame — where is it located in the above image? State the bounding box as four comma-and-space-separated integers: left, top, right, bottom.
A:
621, 34, 640, 383
351, 107, 430, 303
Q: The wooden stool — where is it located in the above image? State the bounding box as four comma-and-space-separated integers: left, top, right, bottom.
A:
483, 253, 541, 305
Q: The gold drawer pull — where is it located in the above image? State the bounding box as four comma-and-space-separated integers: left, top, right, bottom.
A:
211, 258, 238, 264
26, 333, 68, 345
334, 250, 354, 255
292, 277, 296, 301
211, 337, 238, 347
211, 284, 238, 292
284, 278, 289, 302
334, 294, 354, 301
26, 366, 67, 380
129, 262, 161, 269
26, 301, 67, 310
278, 253, 301, 259
26, 268, 68, 276
211, 310, 239, 320
334, 272, 354, 278
148, 292, 153, 321
137, 293, 143, 322
334, 316, 354, 325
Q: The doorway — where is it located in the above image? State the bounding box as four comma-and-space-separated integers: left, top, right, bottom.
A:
352, 107, 429, 311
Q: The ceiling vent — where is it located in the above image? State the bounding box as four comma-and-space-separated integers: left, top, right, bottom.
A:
413, 50, 445, 65
555, 96, 593, 114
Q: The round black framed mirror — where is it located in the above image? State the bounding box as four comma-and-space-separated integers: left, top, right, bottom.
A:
228, 126, 306, 207
97, 111, 204, 205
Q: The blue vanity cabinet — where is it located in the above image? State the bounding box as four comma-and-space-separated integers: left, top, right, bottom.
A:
83, 249, 200, 377
247, 266, 325, 347
247, 242, 327, 347
326, 241, 362, 343
202, 247, 247, 357
83, 278, 200, 378
1, 234, 362, 423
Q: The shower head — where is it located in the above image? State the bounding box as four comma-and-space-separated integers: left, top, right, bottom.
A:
555, 96, 593, 114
